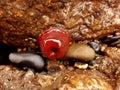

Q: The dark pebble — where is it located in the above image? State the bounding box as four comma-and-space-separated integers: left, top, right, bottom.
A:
102, 36, 120, 45
89, 41, 101, 53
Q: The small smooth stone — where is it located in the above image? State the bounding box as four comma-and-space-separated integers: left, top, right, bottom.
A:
89, 41, 101, 52
74, 62, 88, 69
9, 52, 45, 70
65, 43, 96, 61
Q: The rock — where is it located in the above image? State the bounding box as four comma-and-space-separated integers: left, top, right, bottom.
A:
104, 47, 120, 60
74, 62, 88, 69
65, 43, 96, 61
9, 52, 45, 70
89, 41, 101, 53
37, 71, 63, 90
0, 0, 120, 48
59, 70, 113, 90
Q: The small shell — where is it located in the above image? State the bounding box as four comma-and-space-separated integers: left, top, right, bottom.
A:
65, 43, 96, 61
9, 52, 45, 70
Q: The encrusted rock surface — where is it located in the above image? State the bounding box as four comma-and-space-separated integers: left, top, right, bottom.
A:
0, 0, 120, 90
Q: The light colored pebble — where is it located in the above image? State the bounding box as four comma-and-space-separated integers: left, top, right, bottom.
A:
74, 62, 88, 69
101, 44, 108, 52
9, 52, 45, 70
65, 43, 96, 61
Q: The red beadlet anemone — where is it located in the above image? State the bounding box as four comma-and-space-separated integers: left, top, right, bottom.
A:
37, 27, 71, 60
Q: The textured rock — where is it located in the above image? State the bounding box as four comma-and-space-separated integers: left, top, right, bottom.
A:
0, 0, 120, 48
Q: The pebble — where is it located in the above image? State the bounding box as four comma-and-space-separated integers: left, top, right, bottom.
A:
74, 62, 88, 69
103, 35, 120, 45
9, 52, 45, 70
89, 41, 101, 52
65, 43, 96, 61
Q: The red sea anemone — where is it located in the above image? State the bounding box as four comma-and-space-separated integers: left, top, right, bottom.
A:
37, 27, 71, 60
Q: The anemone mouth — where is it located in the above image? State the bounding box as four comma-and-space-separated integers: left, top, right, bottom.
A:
51, 47, 58, 53
48, 47, 59, 59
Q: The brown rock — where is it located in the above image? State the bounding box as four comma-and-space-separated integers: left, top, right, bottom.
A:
0, 0, 120, 48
